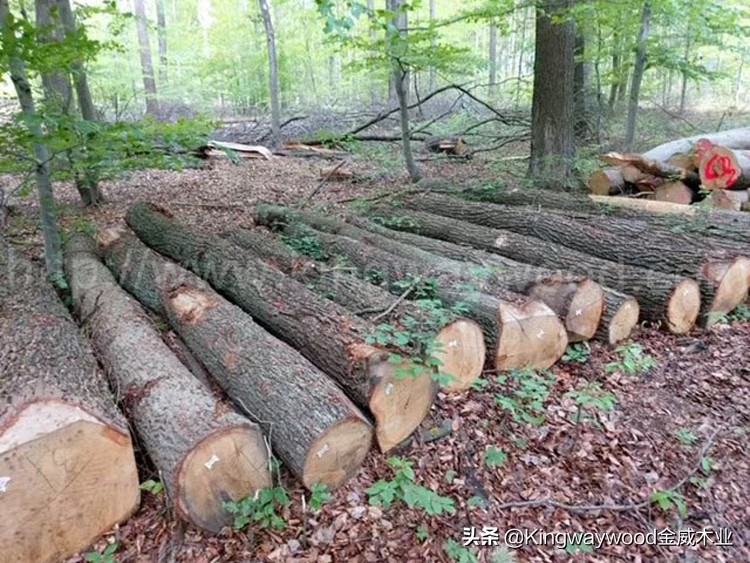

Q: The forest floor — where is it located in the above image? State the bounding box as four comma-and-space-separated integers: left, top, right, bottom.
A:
3, 136, 750, 563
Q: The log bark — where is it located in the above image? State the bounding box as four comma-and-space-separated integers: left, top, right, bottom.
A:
64, 234, 272, 532
371, 208, 700, 334
400, 193, 749, 325
223, 228, 486, 392
699, 146, 750, 191
100, 229, 373, 484
122, 204, 431, 452
338, 214, 605, 343
0, 240, 139, 563
599, 152, 700, 189
253, 205, 569, 371
597, 289, 640, 345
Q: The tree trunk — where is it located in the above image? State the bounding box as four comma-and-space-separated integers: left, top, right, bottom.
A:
395, 67, 421, 182
608, 30, 621, 110
377, 206, 700, 334
401, 193, 749, 325
624, 0, 651, 151
56, 0, 105, 207
101, 229, 375, 485
338, 213, 605, 343
0, 240, 139, 563
35, 0, 73, 112
64, 234, 271, 532
573, 23, 591, 140
529, 0, 576, 186
155, 0, 168, 85
123, 203, 433, 453
0, 0, 64, 282
429, 0, 437, 92
253, 205, 569, 371
223, 228, 486, 392
258, 0, 281, 145
488, 23, 497, 96
133, 0, 159, 115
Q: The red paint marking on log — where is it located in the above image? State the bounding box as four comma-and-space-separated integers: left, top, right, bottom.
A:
704, 154, 739, 187
695, 139, 713, 162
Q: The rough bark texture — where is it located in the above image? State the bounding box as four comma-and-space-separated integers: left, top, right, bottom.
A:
529, 0, 575, 185
400, 193, 748, 322
35, 0, 73, 112
0, 239, 139, 563
155, 0, 168, 84
258, 0, 281, 145
223, 228, 485, 391
341, 214, 604, 343
253, 206, 568, 371
101, 229, 373, 485
624, 0, 651, 151
65, 234, 271, 532
597, 288, 640, 345
133, 0, 159, 115
123, 203, 432, 452
376, 207, 700, 334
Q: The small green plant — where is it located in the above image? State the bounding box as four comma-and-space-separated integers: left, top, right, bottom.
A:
467, 495, 487, 509
308, 483, 332, 512
675, 428, 699, 446
366, 457, 456, 516
564, 382, 616, 427
443, 539, 479, 563
562, 342, 590, 364
470, 377, 490, 392
564, 540, 595, 555
83, 542, 118, 563
444, 469, 457, 483
280, 232, 328, 261
139, 479, 164, 495
494, 368, 554, 426
650, 489, 688, 518
728, 304, 750, 323
605, 343, 657, 375
224, 486, 290, 531
484, 446, 507, 469
415, 524, 430, 542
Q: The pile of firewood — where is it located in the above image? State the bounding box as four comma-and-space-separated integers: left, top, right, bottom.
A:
4, 183, 750, 561
589, 126, 750, 211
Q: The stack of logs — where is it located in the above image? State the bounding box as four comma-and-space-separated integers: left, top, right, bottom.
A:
3, 183, 750, 561
589, 127, 750, 211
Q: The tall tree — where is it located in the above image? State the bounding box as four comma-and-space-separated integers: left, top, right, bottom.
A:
529, 0, 576, 186
133, 0, 159, 115
0, 0, 64, 282
155, 0, 168, 85
429, 0, 436, 92
624, 0, 651, 151
488, 23, 497, 96
35, 0, 72, 112
258, 0, 281, 145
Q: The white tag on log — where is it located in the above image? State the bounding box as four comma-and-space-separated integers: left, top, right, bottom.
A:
0, 476, 10, 493
204, 455, 220, 470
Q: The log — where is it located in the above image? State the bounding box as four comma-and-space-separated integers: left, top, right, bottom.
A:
589, 194, 698, 215
337, 215, 605, 343
399, 193, 749, 325
588, 168, 627, 195
122, 204, 433, 452
101, 229, 374, 484
597, 289, 640, 345
253, 205, 570, 371
368, 208, 700, 334
64, 234, 272, 533
223, 228, 486, 392
699, 146, 750, 191
424, 135, 466, 156
599, 151, 700, 188
710, 189, 750, 211
653, 181, 694, 204
0, 240, 139, 563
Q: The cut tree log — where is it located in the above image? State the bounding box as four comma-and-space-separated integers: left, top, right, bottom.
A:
599, 151, 700, 188
101, 229, 374, 484
699, 146, 750, 191
597, 289, 640, 345
588, 168, 627, 195
424, 135, 466, 156
398, 193, 749, 325
255, 204, 602, 343
122, 203, 433, 452
337, 214, 606, 344
0, 240, 139, 563
653, 181, 694, 204
223, 227, 486, 392
64, 234, 272, 533
710, 189, 750, 211
368, 208, 700, 334
253, 204, 570, 370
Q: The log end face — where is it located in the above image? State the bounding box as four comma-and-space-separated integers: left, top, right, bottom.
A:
98, 226, 129, 249
434, 319, 486, 392
666, 279, 701, 334
303, 418, 372, 490
606, 297, 640, 345
0, 415, 139, 563
368, 355, 436, 453
495, 300, 568, 371
167, 286, 219, 325
177, 425, 272, 533
701, 259, 750, 328
565, 280, 604, 343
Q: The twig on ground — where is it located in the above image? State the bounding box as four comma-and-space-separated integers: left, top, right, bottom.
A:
370, 280, 418, 322
297, 159, 349, 210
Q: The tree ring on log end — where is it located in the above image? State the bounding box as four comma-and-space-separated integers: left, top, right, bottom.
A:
302, 418, 372, 489
368, 353, 436, 452
565, 280, 605, 342
176, 425, 272, 533
666, 279, 701, 334
495, 300, 568, 371
701, 258, 750, 327
0, 404, 139, 563
607, 297, 640, 345
434, 319, 486, 392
